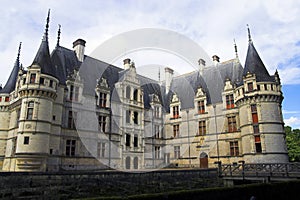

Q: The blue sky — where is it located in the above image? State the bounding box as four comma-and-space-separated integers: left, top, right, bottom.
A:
0, 0, 299, 128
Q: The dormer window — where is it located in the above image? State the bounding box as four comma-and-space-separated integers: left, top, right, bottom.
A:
126, 86, 131, 99
99, 92, 107, 107
226, 94, 234, 109
69, 84, 80, 102
248, 82, 253, 92
172, 106, 179, 119
197, 100, 205, 114
30, 74, 36, 84
133, 89, 138, 102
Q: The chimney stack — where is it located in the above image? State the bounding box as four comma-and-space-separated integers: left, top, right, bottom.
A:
123, 58, 131, 70
212, 55, 220, 66
165, 67, 174, 94
198, 58, 206, 75
73, 39, 86, 62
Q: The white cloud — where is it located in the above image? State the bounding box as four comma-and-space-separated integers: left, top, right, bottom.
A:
285, 116, 300, 129
0, 0, 300, 87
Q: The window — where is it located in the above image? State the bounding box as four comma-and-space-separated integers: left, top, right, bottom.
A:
154, 125, 160, 138
174, 146, 180, 159
23, 78, 26, 85
26, 101, 34, 120
198, 120, 206, 136
173, 124, 180, 138
134, 135, 138, 147
98, 115, 106, 132
66, 139, 76, 156
133, 89, 138, 101
126, 86, 131, 99
230, 141, 239, 156
226, 94, 234, 109
0, 97, 2, 102
49, 80, 53, 88
257, 85, 260, 91
74, 86, 79, 102
154, 106, 160, 118
155, 146, 161, 159
97, 142, 106, 158
68, 111, 77, 129
248, 82, 253, 92
253, 124, 259, 134
264, 84, 267, 90
126, 110, 131, 123
251, 104, 258, 124
39, 77, 44, 85
70, 84, 80, 102
228, 116, 237, 133
126, 134, 131, 147
24, 136, 30, 145
197, 100, 205, 114
99, 92, 107, 107
133, 111, 138, 124
172, 106, 179, 118
5, 96, 9, 102
255, 135, 262, 153
16, 108, 21, 127
30, 74, 36, 83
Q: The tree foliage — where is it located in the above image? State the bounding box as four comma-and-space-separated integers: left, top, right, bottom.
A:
285, 126, 300, 162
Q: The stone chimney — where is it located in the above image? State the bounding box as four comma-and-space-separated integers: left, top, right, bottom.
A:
165, 67, 174, 94
212, 55, 220, 66
123, 58, 131, 70
212, 55, 220, 65
198, 58, 206, 76
73, 39, 86, 62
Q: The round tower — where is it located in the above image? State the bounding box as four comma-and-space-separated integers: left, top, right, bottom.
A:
236, 29, 288, 163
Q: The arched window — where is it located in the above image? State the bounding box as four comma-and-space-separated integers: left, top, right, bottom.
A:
125, 156, 131, 169
133, 157, 138, 169
126, 86, 131, 99
26, 101, 34, 120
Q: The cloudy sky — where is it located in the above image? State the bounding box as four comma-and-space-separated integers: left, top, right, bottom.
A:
0, 0, 300, 128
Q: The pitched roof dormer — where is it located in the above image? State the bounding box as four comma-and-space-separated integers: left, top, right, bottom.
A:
0, 42, 22, 94
32, 9, 56, 78
243, 26, 273, 82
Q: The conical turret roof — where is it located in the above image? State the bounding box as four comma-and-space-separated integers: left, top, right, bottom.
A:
0, 42, 22, 94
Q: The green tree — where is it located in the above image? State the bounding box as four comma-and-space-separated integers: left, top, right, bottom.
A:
285, 126, 300, 162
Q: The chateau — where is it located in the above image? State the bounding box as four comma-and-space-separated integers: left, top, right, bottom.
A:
0, 12, 288, 172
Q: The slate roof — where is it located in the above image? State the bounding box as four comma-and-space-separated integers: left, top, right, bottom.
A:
243, 41, 274, 82
0, 59, 20, 94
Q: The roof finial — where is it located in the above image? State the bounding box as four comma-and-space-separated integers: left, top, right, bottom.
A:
233, 39, 238, 59
57, 24, 61, 47
43, 9, 50, 41
15, 42, 22, 66
247, 24, 252, 43
158, 67, 161, 82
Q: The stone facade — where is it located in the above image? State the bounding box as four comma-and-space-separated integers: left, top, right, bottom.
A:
0, 13, 288, 172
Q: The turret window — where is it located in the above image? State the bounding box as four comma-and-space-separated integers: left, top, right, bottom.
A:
248, 82, 253, 92
30, 74, 36, 83
255, 135, 262, 153
23, 136, 30, 145
39, 77, 44, 85
26, 101, 34, 120
5, 97, 9, 102
251, 104, 258, 124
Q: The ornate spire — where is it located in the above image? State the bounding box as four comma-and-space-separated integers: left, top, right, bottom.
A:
15, 42, 22, 67
43, 9, 50, 42
56, 24, 61, 47
247, 24, 252, 43
233, 39, 238, 59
